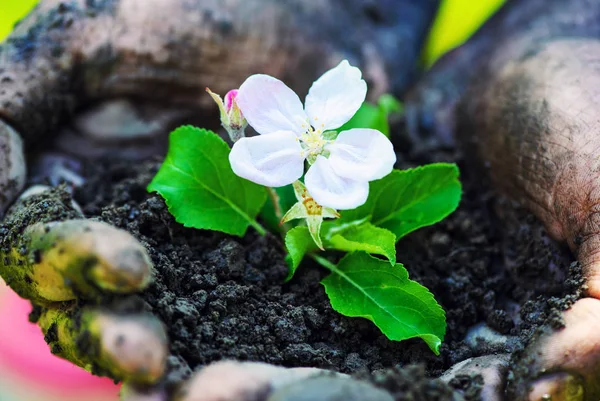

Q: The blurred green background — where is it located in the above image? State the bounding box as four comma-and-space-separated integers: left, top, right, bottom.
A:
0, 0, 38, 40
423, 0, 505, 66
0, 0, 505, 66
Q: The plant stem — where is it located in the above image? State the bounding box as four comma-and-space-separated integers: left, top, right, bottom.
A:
311, 254, 339, 274
267, 187, 283, 220
266, 187, 291, 235
251, 219, 267, 236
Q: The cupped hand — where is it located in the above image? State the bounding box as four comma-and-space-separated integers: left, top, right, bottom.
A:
405, 0, 600, 399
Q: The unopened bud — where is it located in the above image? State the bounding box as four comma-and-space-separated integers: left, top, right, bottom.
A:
224, 90, 238, 112
206, 88, 248, 142
280, 181, 340, 250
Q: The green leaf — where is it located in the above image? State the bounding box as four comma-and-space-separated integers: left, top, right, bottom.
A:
339, 94, 402, 137
148, 126, 267, 236
341, 163, 461, 240
284, 221, 397, 280
320, 252, 446, 354
284, 226, 318, 281
260, 184, 297, 232
323, 221, 396, 264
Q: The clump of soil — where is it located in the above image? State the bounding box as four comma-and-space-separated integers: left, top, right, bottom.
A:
71, 134, 582, 399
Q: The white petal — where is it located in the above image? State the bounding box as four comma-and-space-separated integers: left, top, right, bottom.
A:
327, 128, 396, 181
229, 131, 305, 187
304, 60, 367, 131
236, 75, 308, 136
305, 156, 369, 210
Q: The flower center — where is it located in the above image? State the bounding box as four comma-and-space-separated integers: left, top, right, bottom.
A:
298, 121, 330, 164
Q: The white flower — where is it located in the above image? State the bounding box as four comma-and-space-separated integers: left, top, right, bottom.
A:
229, 60, 396, 210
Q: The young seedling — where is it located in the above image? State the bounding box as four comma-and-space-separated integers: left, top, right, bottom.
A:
148, 61, 462, 354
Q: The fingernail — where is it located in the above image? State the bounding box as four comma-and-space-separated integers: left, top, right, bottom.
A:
87, 224, 153, 293
121, 382, 168, 401
528, 372, 584, 401
92, 311, 168, 384
105, 247, 153, 290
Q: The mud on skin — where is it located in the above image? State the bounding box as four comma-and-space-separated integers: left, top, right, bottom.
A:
38, 131, 574, 399
0, 0, 440, 149
0, 188, 81, 301
405, 0, 600, 145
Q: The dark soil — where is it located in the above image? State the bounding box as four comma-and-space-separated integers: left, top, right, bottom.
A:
68, 132, 582, 400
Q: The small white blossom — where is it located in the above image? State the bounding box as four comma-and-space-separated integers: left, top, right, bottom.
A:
229, 60, 396, 209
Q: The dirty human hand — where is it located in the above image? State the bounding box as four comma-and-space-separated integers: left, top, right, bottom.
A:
0, 0, 440, 399
406, 0, 600, 399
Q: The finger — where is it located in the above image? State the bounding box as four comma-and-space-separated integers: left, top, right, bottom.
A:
0, 121, 26, 215
120, 383, 168, 401
27, 219, 153, 296
37, 306, 168, 384
1, 217, 153, 304
1, 185, 82, 303
440, 355, 510, 401
526, 373, 584, 401
1, 179, 151, 303
172, 361, 336, 401
574, 222, 600, 300
508, 298, 600, 400
267, 375, 395, 401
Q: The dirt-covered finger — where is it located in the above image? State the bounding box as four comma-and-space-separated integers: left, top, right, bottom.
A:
37, 306, 168, 384
120, 383, 168, 401
1, 186, 82, 303
1, 217, 153, 304
440, 355, 510, 401
28, 219, 153, 294
173, 361, 337, 401
572, 215, 600, 299
507, 298, 600, 400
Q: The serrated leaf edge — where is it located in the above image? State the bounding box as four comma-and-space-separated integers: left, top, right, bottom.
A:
319, 253, 445, 354
147, 126, 266, 236
371, 163, 461, 233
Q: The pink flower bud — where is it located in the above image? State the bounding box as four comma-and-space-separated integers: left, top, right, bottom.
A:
206, 87, 247, 142
224, 89, 239, 113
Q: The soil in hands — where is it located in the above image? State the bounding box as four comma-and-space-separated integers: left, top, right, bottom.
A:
71, 133, 582, 400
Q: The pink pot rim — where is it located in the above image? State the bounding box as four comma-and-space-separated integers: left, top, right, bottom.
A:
0, 289, 120, 394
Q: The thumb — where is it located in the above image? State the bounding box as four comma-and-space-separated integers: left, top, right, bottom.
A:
0, 121, 25, 215
574, 214, 600, 299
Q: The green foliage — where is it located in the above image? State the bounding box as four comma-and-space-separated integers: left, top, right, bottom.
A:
340, 163, 462, 240
320, 252, 446, 354
284, 220, 397, 281
324, 220, 396, 264
283, 163, 461, 352
148, 126, 267, 236
0, 0, 38, 41
424, 0, 505, 68
284, 226, 319, 281
339, 94, 402, 137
